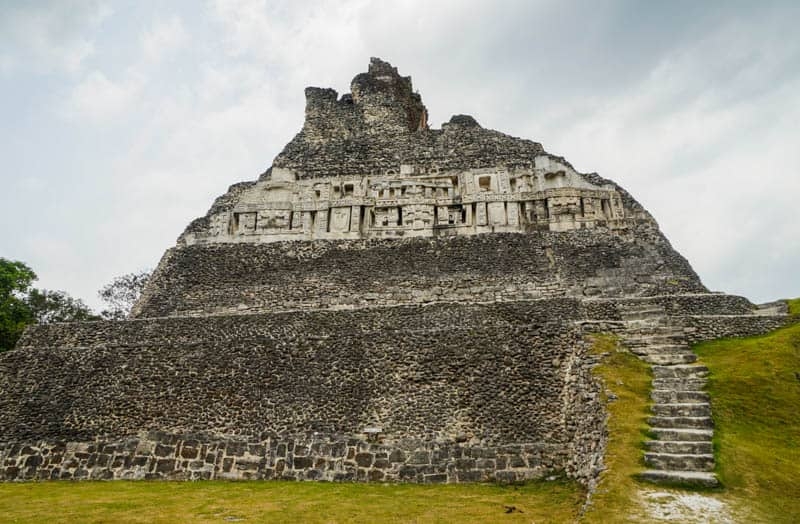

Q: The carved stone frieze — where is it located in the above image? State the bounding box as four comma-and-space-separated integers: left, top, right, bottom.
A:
181, 161, 627, 245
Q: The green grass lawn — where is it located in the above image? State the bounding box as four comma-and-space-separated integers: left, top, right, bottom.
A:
694, 318, 800, 522
581, 334, 655, 523
584, 320, 800, 523
786, 297, 800, 317
1, 313, 799, 523
0, 478, 584, 523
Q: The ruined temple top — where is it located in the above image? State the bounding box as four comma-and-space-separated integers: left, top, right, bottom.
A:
270, 57, 553, 179
295, 57, 428, 142
180, 58, 655, 245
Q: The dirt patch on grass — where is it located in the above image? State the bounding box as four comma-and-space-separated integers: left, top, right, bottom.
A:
638, 489, 734, 523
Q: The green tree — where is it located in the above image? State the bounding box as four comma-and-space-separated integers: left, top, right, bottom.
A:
27, 289, 100, 324
0, 258, 36, 351
0, 261, 151, 351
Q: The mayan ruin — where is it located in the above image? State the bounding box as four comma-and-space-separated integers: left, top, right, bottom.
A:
0, 58, 789, 491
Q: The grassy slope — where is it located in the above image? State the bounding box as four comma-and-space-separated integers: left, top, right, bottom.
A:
584, 319, 800, 523
581, 334, 654, 523
694, 318, 800, 522
0, 478, 584, 523
787, 297, 800, 316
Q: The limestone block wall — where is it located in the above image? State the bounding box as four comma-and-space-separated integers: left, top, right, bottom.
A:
134, 230, 705, 319
581, 294, 757, 321
2, 299, 606, 484
0, 433, 571, 484
682, 315, 789, 344
651, 294, 756, 315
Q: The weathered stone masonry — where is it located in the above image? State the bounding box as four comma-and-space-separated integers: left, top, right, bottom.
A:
3, 301, 604, 483
134, 229, 704, 319
0, 58, 788, 486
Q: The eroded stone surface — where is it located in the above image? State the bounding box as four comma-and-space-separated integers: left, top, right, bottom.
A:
0, 58, 789, 488
5, 300, 605, 483
181, 58, 650, 246
639, 490, 734, 523
133, 231, 705, 318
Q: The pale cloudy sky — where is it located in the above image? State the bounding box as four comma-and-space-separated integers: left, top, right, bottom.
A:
1, 0, 798, 309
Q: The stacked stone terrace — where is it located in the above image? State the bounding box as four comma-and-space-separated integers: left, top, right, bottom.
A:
0, 58, 788, 487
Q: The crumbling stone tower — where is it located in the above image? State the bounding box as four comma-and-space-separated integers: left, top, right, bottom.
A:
0, 59, 787, 487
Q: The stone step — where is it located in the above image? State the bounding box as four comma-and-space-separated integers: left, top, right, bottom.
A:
651, 378, 708, 391
639, 469, 719, 488
619, 305, 664, 314
645, 440, 713, 455
652, 365, 708, 379
621, 307, 664, 315
622, 314, 667, 324
624, 336, 687, 348
652, 403, 711, 418
651, 390, 709, 404
630, 344, 691, 355
649, 416, 714, 429
650, 428, 713, 442
641, 354, 697, 365
623, 330, 686, 339
624, 324, 684, 331
623, 319, 664, 329
622, 321, 680, 329
644, 452, 715, 472
622, 318, 664, 326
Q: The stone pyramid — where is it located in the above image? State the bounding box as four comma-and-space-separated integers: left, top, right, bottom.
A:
0, 58, 786, 486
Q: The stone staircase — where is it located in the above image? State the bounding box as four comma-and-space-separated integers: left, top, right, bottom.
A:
618, 302, 719, 487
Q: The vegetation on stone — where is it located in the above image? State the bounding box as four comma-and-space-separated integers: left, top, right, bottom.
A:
583, 333, 654, 521
582, 321, 800, 522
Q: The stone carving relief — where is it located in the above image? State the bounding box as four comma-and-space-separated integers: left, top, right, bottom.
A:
182, 156, 627, 245
235, 212, 257, 235
329, 207, 351, 232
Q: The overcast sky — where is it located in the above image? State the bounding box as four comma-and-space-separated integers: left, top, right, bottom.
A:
1, 0, 798, 309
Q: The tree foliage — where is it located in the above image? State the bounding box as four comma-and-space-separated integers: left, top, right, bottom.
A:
98, 270, 151, 319
27, 289, 99, 324
0, 258, 37, 352
0, 259, 152, 351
